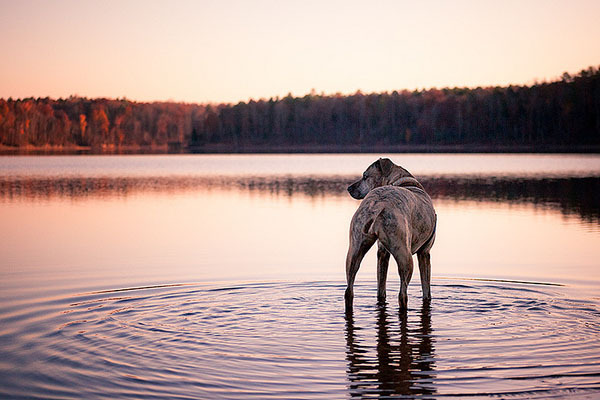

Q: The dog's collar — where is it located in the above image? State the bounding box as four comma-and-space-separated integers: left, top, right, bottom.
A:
389, 176, 425, 190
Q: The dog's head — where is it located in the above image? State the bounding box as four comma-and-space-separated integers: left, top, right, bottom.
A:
347, 158, 397, 199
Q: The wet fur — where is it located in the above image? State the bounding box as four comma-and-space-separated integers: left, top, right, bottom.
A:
345, 158, 436, 312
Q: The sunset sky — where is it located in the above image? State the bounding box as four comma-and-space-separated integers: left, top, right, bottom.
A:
1, 0, 599, 104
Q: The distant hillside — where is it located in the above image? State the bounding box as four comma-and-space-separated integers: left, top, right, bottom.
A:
1, 66, 599, 153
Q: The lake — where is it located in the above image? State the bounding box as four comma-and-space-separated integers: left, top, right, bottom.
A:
1, 154, 600, 399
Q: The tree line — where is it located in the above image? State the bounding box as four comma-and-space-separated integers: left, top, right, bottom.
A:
1, 66, 598, 152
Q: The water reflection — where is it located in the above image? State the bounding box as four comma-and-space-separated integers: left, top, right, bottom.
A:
345, 301, 436, 397
1, 175, 599, 223
426, 176, 600, 224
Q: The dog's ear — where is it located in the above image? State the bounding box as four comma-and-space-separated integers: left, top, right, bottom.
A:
378, 158, 394, 176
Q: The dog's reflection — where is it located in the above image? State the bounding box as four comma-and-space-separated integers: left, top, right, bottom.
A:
345, 301, 436, 397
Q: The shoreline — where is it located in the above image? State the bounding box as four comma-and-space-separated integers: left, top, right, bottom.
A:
1, 143, 599, 155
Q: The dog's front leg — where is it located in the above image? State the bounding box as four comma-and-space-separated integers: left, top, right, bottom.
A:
417, 250, 432, 300
376, 242, 390, 302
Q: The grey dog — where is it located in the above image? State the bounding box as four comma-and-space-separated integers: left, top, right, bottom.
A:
345, 158, 437, 311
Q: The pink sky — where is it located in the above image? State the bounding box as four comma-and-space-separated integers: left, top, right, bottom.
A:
1, 0, 599, 104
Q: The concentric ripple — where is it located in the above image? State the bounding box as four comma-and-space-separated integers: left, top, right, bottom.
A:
1, 280, 599, 399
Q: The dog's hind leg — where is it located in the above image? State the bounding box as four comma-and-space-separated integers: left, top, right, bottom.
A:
376, 242, 390, 302
392, 247, 413, 311
371, 211, 413, 310
417, 250, 431, 301
345, 237, 375, 312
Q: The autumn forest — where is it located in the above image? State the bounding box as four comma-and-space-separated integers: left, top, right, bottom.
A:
1, 67, 599, 153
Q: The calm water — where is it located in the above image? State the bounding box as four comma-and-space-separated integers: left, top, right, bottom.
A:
1, 154, 600, 398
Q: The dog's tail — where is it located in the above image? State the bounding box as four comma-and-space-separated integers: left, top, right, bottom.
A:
365, 209, 388, 238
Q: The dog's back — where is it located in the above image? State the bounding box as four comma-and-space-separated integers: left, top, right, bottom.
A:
351, 185, 435, 255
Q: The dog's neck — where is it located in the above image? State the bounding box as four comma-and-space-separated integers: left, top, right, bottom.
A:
386, 166, 423, 190
388, 175, 425, 191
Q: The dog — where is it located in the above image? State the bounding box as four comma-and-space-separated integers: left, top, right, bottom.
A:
345, 158, 437, 311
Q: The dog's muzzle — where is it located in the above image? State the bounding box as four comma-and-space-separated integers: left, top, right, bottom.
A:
347, 181, 365, 199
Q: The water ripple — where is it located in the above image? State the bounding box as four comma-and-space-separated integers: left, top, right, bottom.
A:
1, 280, 599, 399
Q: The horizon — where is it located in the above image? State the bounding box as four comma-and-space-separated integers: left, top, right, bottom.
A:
2, 64, 597, 106
1, 0, 599, 104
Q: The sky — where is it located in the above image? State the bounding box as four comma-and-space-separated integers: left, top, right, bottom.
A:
0, 0, 599, 104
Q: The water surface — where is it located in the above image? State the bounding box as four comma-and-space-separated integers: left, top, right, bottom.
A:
1, 154, 599, 398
